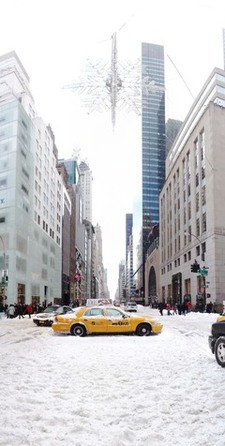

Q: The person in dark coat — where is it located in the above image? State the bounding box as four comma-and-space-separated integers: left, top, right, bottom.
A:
181, 302, 187, 315
158, 302, 164, 316
16, 304, 24, 319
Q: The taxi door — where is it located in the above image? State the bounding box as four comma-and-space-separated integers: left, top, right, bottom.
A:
81, 308, 107, 333
105, 308, 132, 333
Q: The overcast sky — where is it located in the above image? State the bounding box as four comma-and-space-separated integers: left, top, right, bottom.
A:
1, 0, 225, 296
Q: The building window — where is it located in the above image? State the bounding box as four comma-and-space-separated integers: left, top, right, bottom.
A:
196, 193, 199, 212
21, 184, 29, 195
196, 173, 199, 187
21, 149, 26, 159
187, 151, 191, 179
202, 185, 206, 206
202, 213, 207, 233
200, 130, 205, 161
188, 227, 192, 242
202, 166, 205, 180
182, 158, 186, 187
188, 251, 191, 260
21, 119, 27, 129
188, 202, 191, 220
194, 138, 199, 168
0, 178, 7, 188
196, 218, 200, 237
22, 167, 29, 179
202, 242, 206, 258
184, 208, 186, 224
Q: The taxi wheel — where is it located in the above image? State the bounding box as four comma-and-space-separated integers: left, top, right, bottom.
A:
136, 323, 151, 336
215, 337, 225, 367
70, 324, 86, 337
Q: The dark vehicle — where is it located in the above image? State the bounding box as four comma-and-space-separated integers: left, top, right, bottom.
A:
208, 317, 225, 367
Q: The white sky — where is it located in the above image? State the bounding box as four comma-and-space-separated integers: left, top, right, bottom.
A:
1, 0, 225, 296
0, 307, 224, 445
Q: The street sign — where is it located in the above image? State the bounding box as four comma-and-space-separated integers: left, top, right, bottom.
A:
197, 269, 208, 275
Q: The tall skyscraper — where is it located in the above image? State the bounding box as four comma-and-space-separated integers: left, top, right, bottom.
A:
125, 214, 133, 298
79, 161, 93, 223
136, 43, 166, 298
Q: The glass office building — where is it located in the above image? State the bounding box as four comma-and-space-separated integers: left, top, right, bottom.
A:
138, 43, 166, 295
142, 43, 165, 251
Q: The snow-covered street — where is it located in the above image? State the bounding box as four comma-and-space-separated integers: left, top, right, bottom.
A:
1, 308, 225, 446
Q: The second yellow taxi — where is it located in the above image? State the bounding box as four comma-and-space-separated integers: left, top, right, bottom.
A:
51, 305, 163, 337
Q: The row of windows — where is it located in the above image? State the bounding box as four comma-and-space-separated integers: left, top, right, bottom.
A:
161, 243, 206, 274
34, 211, 60, 245
172, 185, 206, 216
161, 215, 207, 261
37, 128, 51, 146
172, 130, 205, 194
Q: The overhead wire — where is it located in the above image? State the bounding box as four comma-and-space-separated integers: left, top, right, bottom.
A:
167, 54, 195, 100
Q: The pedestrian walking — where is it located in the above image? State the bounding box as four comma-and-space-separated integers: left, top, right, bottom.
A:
166, 303, 172, 315
8, 304, 15, 319
158, 302, 164, 316
26, 304, 33, 318
16, 303, 24, 319
181, 302, 187, 315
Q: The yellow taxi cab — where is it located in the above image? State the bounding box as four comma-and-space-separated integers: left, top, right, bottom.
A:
217, 314, 225, 322
51, 305, 163, 337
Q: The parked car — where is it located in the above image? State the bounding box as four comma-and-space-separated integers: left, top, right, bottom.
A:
52, 305, 163, 337
208, 319, 225, 367
124, 302, 137, 312
33, 305, 73, 327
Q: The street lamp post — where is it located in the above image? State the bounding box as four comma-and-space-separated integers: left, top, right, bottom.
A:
185, 231, 206, 309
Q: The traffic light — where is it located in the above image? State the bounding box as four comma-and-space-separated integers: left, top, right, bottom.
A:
191, 262, 200, 273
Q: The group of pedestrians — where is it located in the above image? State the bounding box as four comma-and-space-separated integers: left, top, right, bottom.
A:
158, 301, 192, 316
5, 303, 34, 319
158, 299, 215, 315
0, 301, 48, 319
